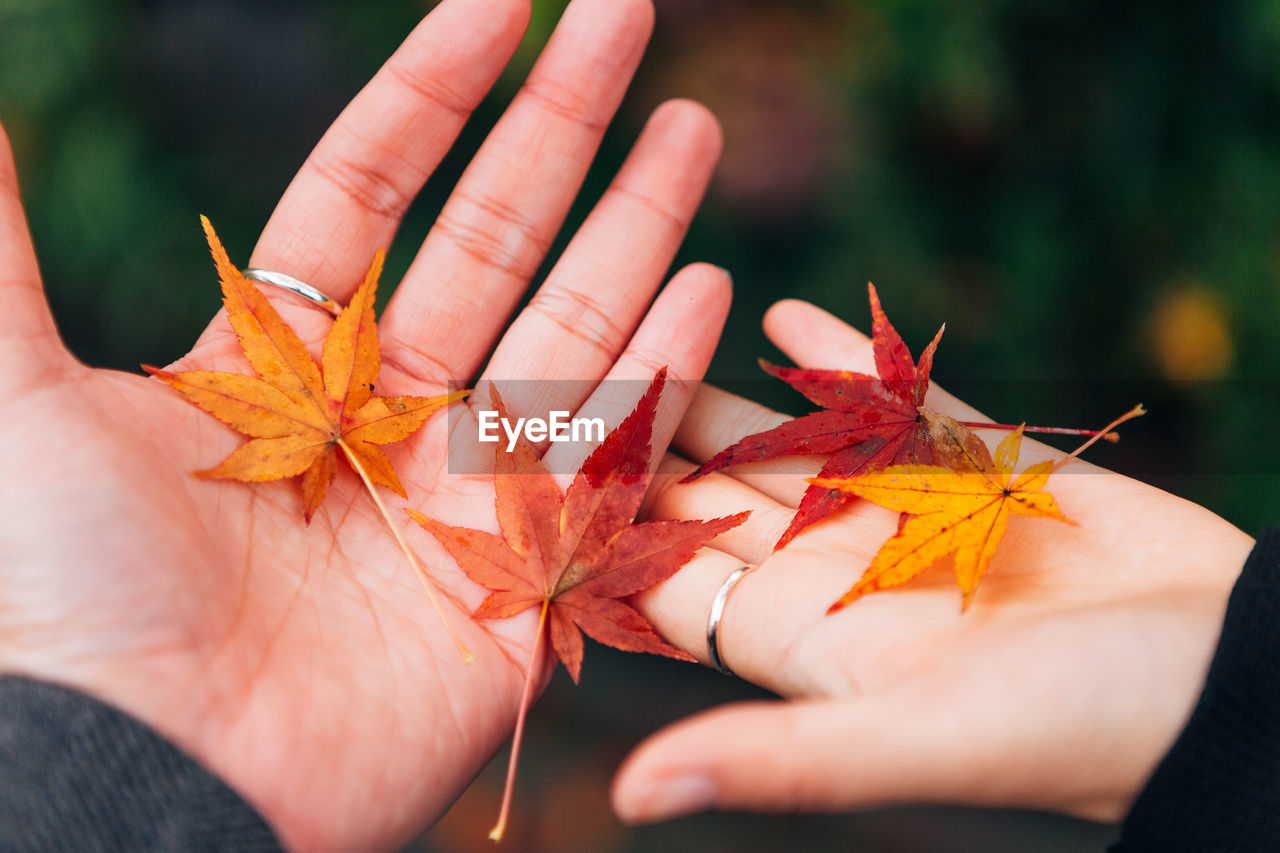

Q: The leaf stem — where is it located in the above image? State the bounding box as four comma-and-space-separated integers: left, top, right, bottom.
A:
960, 421, 1121, 442
336, 438, 474, 664
1051, 404, 1147, 472
490, 598, 549, 843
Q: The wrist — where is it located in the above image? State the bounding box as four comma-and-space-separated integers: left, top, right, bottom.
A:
0, 629, 277, 838
1115, 529, 1280, 849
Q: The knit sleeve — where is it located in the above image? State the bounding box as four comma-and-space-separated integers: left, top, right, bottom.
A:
0, 676, 283, 852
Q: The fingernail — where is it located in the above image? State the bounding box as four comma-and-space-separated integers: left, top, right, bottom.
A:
714, 265, 734, 285
628, 776, 717, 824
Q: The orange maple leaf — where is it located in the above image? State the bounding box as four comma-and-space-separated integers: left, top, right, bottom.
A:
812, 426, 1070, 612
410, 370, 747, 840
146, 216, 465, 521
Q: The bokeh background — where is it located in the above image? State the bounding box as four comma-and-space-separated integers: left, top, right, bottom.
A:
3, 0, 1279, 850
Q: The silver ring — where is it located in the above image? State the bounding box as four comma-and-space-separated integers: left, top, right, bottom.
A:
707, 565, 753, 676
243, 268, 342, 317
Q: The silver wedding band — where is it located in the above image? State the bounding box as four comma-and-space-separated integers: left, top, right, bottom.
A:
707, 565, 753, 677
243, 268, 342, 317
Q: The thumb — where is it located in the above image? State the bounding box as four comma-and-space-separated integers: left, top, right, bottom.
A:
0, 120, 73, 383
612, 696, 968, 823
612, 685, 1133, 824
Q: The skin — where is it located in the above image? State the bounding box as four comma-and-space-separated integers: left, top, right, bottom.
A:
0, 0, 1257, 844
612, 300, 1256, 826
0, 0, 731, 849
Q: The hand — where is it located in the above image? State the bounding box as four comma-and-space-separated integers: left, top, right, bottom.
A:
612, 298, 1255, 826
0, 0, 729, 849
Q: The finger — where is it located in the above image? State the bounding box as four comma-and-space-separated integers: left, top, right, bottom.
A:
613, 601, 1195, 826
613, 695, 1006, 824
479, 99, 722, 413
671, 383, 814, 507
539, 263, 731, 479
630, 527, 901, 697
641, 455, 798, 566
0, 121, 74, 382
190, 0, 531, 353
251, 0, 530, 298
380, 0, 656, 382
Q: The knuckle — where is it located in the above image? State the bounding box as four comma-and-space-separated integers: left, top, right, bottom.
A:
526, 287, 624, 357
610, 182, 691, 234
519, 75, 606, 132
308, 145, 418, 221
432, 188, 549, 278
386, 61, 473, 120
379, 341, 457, 386
620, 347, 669, 380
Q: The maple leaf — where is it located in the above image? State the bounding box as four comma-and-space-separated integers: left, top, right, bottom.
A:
149, 218, 474, 662
409, 369, 747, 840
812, 425, 1069, 612
146, 216, 465, 521
685, 283, 1120, 551
811, 404, 1144, 611
684, 282, 944, 549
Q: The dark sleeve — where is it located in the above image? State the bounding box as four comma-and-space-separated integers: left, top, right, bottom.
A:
1111, 527, 1280, 852
0, 676, 283, 852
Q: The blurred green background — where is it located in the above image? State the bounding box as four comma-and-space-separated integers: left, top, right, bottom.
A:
3, 0, 1278, 850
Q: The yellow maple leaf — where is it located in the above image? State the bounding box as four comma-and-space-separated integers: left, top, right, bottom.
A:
812, 426, 1072, 612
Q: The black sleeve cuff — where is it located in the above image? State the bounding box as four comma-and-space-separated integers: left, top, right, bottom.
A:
0, 676, 283, 852
1112, 527, 1280, 852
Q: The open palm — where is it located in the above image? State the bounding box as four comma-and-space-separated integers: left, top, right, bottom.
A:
0, 0, 729, 850
615, 298, 1255, 827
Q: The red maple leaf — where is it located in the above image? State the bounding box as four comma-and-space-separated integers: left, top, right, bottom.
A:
685, 283, 943, 549
410, 369, 746, 840
684, 284, 1117, 550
